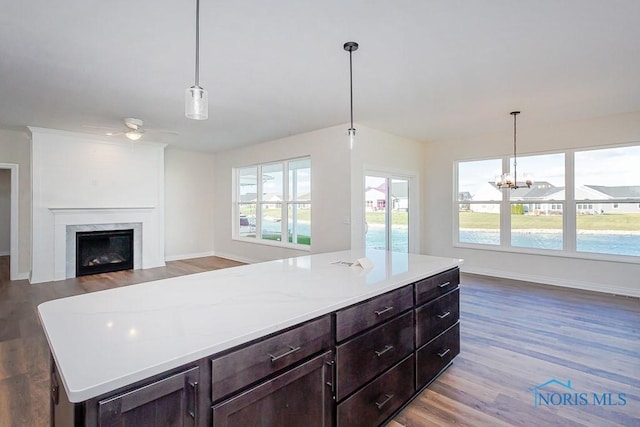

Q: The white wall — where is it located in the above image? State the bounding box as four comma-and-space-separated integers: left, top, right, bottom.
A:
350, 126, 426, 251
164, 148, 215, 260
0, 129, 31, 278
0, 169, 10, 255
424, 111, 640, 297
213, 125, 351, 263
30, 128, 166, 283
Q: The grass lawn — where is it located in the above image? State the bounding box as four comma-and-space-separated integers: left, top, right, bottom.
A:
459, 211, 640, 231
366, 211, 409, 226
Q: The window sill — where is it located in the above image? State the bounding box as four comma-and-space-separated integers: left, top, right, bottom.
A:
453, 242, 639, 265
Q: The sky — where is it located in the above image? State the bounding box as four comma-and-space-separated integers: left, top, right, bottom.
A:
239, 161, 311, 198
458, 146, 640, 195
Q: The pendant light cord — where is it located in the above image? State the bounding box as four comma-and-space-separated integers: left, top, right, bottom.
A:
511, 111, 520, 185
195, 0, 200, 87
349, 49, 354, 130
513, 112, 517, 182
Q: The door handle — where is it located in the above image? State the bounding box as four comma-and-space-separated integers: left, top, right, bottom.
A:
187, 380, 198, 420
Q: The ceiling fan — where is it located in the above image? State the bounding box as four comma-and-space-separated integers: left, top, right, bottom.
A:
83, 118, 177, 141
107, 118, 145, 141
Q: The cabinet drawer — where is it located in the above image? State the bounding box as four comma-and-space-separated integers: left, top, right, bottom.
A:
416, 322, 460, 390
213, 351, 333, 427
211, 315, 332, 402
337, 355, 415, 427
336, 311, 413, 401
414, 268, 459, 306
416, 288, 459, 347
336, 285, 413, 342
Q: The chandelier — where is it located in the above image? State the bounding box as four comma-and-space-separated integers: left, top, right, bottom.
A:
495, 111, 532, 189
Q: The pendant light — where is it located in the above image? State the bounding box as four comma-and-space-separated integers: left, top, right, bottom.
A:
496, 111, 532, 189
344, 41, 358, 149
185, 0, 208, 120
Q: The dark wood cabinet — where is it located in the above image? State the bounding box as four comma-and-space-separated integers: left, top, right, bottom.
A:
335, 286, 413, 342
414, 267, 460, 306
415, 288, 460, 346
337, 356, 414, 427
212, 351, 333, 427
335, 311, 414, 401
98, 366, 200, 427
211, 315, 332, 402
416, 323, 460, 390
414, 268, 461, 392
49, 267, 461, 427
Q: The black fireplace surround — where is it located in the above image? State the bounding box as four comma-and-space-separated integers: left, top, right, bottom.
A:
76, 229, 134, 277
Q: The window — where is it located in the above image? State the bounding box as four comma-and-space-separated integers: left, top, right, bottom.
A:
234, 157, 311, 248
457, 159, 502, 245
574, 146, 640, 256
510, 153, 564, 251
455, 144, 640, 259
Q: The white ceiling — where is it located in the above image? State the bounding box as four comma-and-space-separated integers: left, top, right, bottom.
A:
1, 0, 639, 152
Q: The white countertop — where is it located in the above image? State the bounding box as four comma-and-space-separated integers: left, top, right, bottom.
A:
38, 249, 462, 402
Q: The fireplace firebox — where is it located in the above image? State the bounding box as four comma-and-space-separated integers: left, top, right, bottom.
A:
76, 229, 134, 277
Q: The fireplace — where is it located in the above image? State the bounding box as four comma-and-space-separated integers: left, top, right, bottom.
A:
76, 229, 134, 277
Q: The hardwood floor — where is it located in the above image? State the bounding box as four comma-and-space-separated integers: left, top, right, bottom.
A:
0, 255, 638, 426
0, 255, 243, 427
392, 275, 640, 427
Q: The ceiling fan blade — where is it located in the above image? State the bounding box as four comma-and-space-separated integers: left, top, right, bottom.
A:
146, 129, 179, 135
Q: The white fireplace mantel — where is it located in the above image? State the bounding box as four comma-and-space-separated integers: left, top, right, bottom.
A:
49, 207, 156, 213
30, 128, 166, 284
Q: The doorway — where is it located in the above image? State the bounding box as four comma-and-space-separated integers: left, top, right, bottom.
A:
364, 174, 414, 252
0, 164, 18, 281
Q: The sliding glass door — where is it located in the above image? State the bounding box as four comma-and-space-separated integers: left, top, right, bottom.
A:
365, 175, 410, 252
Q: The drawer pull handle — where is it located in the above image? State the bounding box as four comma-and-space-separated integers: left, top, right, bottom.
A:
374, 306, 394, 316
51, 373, 59, 405
438, 348, 451, 358
375, 394, 394, 409
269, 345, 301, 362
439, 281, 451, 288
187, 380, 198, 420
437, 311, 451, 319
374, 345, 394, 357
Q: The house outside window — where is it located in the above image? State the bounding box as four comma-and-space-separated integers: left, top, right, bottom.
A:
234, 157, 311, 248
455, 144, 640, 259
574, 145, 640, 256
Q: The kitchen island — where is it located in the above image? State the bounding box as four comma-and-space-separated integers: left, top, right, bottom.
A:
39, 249, 462, 426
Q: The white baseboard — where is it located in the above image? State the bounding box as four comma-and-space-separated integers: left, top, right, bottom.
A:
461, 266, 640, 298
15, 272, 30, 281
165, 251, 216, 262
211, 251, 261, 265
0, 250, 9, 256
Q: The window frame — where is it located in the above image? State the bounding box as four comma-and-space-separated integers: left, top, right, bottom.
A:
233, 156, 311, 251
454, 143, 640, 263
